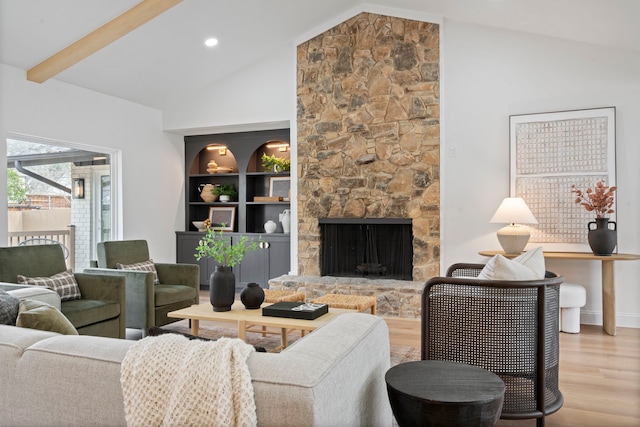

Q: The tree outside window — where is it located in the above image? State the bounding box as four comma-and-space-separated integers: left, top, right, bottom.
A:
7, 169, 28, 204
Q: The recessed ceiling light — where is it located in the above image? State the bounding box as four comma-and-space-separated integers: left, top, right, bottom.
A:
204, 38, 218, 47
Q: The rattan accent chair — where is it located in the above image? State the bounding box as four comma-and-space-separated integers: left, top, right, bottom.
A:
421, 263, 564, 427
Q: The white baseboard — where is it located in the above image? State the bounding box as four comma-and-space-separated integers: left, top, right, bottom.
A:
580, 309, 640, 329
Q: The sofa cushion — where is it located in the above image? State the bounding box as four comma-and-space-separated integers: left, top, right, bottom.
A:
478, 247, 545, 281
16, 299, 78, 335
17, 270, 82, 302
61, 299, 120, 329
117, 259, 159, 284
154, 285, 197, 307
0, 290, 20, 325
2, 285, 62, 310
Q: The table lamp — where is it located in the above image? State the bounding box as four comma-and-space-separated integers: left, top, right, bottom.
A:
490, 197, 538, 255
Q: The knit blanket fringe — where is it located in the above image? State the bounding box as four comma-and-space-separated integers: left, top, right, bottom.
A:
121, 334, 257, 427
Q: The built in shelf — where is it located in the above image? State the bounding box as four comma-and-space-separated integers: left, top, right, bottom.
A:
179, 128, 292, 289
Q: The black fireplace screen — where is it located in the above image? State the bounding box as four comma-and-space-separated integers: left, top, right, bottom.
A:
320, 218, 413, 280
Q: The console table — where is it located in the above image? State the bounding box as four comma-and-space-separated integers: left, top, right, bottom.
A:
479, 250, 640, 336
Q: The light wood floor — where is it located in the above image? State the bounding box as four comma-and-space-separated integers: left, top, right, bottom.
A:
385, 317, 640, 427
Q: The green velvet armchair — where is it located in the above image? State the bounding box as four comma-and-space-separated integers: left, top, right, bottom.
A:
85, 240, 199, 336
0, 244, 126, 338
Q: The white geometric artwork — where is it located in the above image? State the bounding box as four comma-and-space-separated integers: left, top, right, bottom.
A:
510, 107, 616, 251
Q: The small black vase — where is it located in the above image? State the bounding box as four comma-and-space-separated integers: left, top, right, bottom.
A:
210, 266, 235, 312
240, 282, 265, 309
588, 218, 617, 256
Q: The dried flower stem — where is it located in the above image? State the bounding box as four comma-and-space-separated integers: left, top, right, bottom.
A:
571, 180, 616, 218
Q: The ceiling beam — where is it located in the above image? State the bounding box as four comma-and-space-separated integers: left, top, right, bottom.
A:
27, 0, 182, 83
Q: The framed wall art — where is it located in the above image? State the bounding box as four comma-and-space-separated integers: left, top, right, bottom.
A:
269, 176, 291, 199
509, 107, 616, 251
208, 207, 236, 231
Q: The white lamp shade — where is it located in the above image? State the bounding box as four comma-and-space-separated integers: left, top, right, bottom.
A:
490, 197, 538, 225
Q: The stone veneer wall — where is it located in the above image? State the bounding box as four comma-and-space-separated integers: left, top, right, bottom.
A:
296, 12, 441, 282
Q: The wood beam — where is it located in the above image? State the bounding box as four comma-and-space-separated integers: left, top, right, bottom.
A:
27, 0, 182, 83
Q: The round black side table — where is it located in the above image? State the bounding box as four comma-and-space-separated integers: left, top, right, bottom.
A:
385, 360, 506, 427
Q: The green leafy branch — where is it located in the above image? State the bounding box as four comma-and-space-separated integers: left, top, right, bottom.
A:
194, 225, 260, 267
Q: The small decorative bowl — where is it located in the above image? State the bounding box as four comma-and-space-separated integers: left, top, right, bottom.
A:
192, 221, 205, 232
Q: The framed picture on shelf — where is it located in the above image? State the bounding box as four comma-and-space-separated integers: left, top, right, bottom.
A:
269, 176, 291, 199
208, 207, 236, 231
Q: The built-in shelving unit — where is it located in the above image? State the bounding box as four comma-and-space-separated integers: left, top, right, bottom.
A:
176, 128, 292, 289
184, 129, 290, 233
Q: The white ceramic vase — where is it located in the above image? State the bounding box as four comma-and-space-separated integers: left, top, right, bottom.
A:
279, 209, 291, 234
264, 220, 277, 234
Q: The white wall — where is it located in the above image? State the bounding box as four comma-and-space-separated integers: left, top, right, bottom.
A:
441, 20, 640, 328
163, 45, 294, 134
0, 63, 184, 263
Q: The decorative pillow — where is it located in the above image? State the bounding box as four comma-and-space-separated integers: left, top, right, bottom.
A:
116, 259, 159, 284
478, 247, 545, 281
17, 269, 82, 302
0, 290, 20, 325
16, 299, 78, 335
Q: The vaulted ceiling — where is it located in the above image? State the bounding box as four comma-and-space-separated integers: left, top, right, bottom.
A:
1, 0, 638, 112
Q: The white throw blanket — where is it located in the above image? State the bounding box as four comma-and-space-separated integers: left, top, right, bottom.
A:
121, 334, 257, 427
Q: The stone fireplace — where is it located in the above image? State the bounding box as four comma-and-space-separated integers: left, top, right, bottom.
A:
296, 12, 441, 283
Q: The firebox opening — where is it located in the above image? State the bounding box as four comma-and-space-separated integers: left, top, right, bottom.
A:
319, 218, 413, 281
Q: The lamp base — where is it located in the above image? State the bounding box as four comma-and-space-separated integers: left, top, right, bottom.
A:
496, 225, 530, 256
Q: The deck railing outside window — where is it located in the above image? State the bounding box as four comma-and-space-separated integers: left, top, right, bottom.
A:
8, 224, 76, 271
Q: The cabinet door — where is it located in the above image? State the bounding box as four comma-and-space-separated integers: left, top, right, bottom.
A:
176, 233, 217, 288
236, 235, 269, 289
267, 237, 290, 279
236, 234, 291, 290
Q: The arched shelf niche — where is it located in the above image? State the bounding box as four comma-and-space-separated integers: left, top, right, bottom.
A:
183, 129, 290, 233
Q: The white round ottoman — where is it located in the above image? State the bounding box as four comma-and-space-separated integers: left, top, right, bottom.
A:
559, 283, 587, 333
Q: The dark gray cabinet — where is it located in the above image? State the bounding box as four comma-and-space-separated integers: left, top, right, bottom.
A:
176, 232, 290, 290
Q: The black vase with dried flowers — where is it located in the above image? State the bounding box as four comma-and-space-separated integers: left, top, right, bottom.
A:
571, 180, 617, 255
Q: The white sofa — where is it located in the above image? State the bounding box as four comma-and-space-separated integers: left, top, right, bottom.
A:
0, 308, 392, 427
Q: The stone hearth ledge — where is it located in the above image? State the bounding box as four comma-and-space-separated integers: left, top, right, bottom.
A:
268, 275, 424, 318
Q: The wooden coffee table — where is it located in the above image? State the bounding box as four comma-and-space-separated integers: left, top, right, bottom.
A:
168, 301, 353, 350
